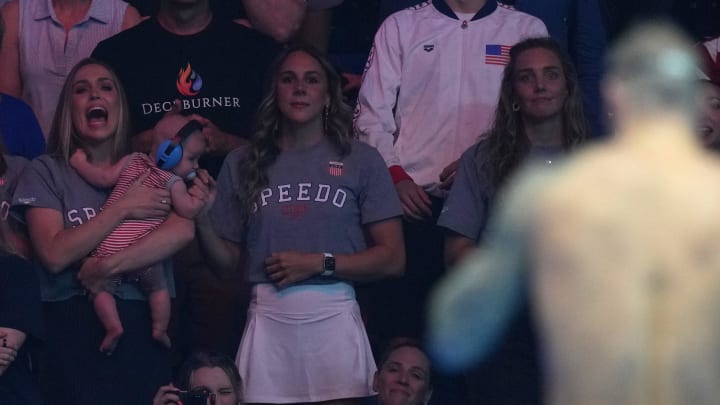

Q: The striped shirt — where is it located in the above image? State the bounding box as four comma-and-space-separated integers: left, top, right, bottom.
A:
94, 153, 180, 257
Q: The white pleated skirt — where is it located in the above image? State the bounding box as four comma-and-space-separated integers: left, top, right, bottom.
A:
237, 282, 376, 403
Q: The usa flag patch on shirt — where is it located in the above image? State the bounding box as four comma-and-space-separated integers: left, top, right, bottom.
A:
328, 161, 344, 176
485, 44, 512, 65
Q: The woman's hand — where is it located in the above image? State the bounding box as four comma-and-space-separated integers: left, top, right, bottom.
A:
114, 171, 172, 220
77, 257, 114, 295
0, 332, 18, 376
395, 179, 432, 220
188, 169, 217, 217
439, 159, 459, 190
265, 251, 322, 288
152, 383, 181, 405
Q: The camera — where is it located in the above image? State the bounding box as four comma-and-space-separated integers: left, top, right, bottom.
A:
174, 388, 214, 405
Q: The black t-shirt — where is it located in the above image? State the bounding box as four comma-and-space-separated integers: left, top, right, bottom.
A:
92, 17, 280, 138
126, 1, 245, 18
0, 254, 43, 405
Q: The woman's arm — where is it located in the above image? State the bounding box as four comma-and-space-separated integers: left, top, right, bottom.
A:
194, 211, 244, 279
189, 170, 244, 278
0, 1, 22, 97
265, 217, 405, 288
0, 219, 30, 259
27, 174, 172, 274
444, 231, 476, 269
78, 213, 194, 293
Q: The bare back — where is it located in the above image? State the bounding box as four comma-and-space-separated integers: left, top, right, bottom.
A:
533, 130, 720, 405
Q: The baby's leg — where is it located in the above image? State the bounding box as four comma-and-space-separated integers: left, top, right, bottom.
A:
94, 291, 124, 354
138, 263, 171, 348
148, 288, 171, 348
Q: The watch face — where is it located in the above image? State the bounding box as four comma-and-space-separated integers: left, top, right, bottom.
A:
324, 255, 336, 272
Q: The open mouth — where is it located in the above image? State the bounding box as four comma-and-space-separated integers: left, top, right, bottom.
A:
86, 106, 108, 125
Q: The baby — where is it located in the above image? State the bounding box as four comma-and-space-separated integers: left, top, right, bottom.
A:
71, 114, 206, 353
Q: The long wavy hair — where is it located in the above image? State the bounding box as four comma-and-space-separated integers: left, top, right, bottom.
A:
240, 45, 354, 217
46, 58, 130, 164
476, 37, 588, 188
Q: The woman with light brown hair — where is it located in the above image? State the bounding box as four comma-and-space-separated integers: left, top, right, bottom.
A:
12, 58, 193, 405
192, 45, 405, 405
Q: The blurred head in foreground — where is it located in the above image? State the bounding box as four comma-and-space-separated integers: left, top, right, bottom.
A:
603, 22, 699, 133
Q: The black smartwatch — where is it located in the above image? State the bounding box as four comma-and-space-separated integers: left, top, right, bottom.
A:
321, 253, 335, 277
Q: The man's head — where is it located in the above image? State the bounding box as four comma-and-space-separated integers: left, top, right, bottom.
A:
603, 22, 699, 128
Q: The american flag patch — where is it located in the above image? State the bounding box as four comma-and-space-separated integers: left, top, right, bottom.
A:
328, 161, 344, 176
485, 44, 512, 65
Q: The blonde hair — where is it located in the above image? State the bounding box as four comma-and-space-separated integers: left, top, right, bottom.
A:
46, 58, 130, 163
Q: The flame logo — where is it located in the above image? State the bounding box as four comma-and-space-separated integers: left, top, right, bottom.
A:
176, 63, 203, 96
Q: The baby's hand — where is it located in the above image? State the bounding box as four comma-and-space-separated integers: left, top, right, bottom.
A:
69, 148, 88, 169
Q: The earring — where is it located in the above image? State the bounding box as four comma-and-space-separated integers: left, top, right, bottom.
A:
512, 102, 520, 112
323, 105, 329, 133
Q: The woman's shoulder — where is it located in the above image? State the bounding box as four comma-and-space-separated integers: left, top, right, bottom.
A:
28, 154, 65, 172
463, 138, 492, 165
218, 145, 252, 180
224, 145, 252, 165
3, 154, 29, 169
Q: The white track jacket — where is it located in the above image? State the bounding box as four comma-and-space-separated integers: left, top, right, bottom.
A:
355, 0, 547, 195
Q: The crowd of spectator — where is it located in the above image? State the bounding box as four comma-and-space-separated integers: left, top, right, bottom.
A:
1, 1, 719, 405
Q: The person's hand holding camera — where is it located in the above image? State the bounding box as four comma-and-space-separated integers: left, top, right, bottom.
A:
152, 383, 181, 405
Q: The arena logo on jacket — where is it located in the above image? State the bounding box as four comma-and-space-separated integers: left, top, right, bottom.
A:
141, 60, 244, 115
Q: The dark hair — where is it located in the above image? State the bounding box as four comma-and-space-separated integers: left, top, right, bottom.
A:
240, 44, 354, 217
46, 58, 130, 163
476, 37, 588, 188
175, 351, 242, 395
377, 337, 433, 386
